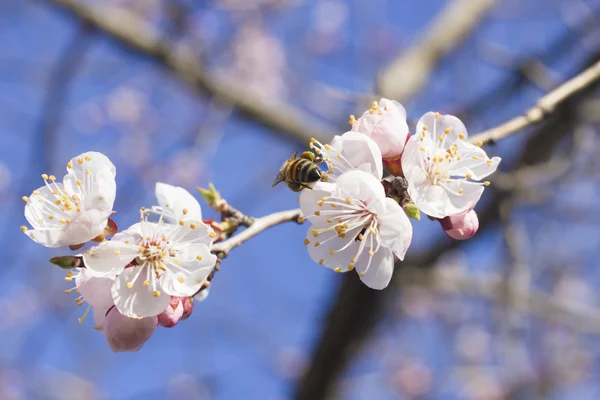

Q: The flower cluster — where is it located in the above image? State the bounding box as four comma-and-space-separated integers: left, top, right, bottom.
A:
21, 153, 217, 352
299, 99, 501, 289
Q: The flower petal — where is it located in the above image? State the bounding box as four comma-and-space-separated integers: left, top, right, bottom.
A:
76, 268, 115, 309
333, 132, 383, 180
336, 170, 386, 205
155, 182, 202, 222
61, 208, 112, 245
112, 266, 171, 318
83, 238, 139, 276
358, 246, 394, 290
417, 111, 467, 144
104, 307, 157, 352
377, 198, 413, 261
164, 220, 215, 250
65, 151, 116, 178
23, 228, 65, 248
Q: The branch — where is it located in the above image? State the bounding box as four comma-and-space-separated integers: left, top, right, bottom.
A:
469, 59, 600, 145
211, 209, 302, 256
378, 0, 498, 101
45, 0, 335, 145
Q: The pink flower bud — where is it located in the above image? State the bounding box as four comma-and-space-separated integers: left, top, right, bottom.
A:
440, 209, 479, 240
353, 98, 410, 159
180, 297, 194, 321
104, 306, 157, 352
157, 296, 184, 328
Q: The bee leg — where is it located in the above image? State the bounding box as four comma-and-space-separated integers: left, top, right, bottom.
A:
313, 157, 324, 164
298, 183, 314, 190
287, 182, 304, 192
300, 151, 315, 162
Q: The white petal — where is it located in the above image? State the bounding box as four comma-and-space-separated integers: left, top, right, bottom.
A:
336, 132, 383, 180
358, 247, 394, 290
305, 224, 361, 272
336, 170, 386, 205
23, 228, 64, 248
93, 306, 110, 331
83, 238, 139, 276
377, 198, 413, 261
24, 182, 66, 229
76, 269, 115, 309
61, 208, 112, 245
356, 99, 410, 158
112, 266, 171, 318
299, 185, 336, 222
417, 112, 467, 144
164, 220, 214, 250
65, 151, 116, 177
161, 256, 216, 297
194, 288, 210, 302
155, 182, 202, 222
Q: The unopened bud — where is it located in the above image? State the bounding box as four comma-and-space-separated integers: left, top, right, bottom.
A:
403, 203, 421, 221
383, 156, 404, 177
179, 297, 194, 321
157, 296, 184, 328
440, 209, 479, 240
104, 307, 157, 352
197, 183, 222, 210
50, 255, 81, 269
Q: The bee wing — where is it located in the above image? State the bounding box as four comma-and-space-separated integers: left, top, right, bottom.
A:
272, 171, 286, 187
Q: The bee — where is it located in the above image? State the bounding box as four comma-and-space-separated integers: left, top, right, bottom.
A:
272, 150, 323, 192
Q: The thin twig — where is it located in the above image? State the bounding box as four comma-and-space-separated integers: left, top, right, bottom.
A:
378, 0, 498, 101
45, 0, 334, 145
211, 208, 302, 256
469, 59, 600, 145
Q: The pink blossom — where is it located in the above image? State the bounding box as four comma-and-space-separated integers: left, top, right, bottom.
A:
103, 306, 158, 352
158, 296, 184, 328
439, 209, 479, 240
351, 98, 410, 159
180, 297, 194, 321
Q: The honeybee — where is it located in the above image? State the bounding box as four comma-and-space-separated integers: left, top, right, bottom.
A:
272, 150, 323, 192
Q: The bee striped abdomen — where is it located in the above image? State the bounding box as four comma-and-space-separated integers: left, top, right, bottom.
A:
289, 159, 321, 184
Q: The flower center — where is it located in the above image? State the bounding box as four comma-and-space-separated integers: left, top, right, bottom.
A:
305, 195, 381, 275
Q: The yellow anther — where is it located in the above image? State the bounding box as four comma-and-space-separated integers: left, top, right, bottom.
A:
20, 226, 27, 232
486, 159, 493, 166
33, 190, 40, 195
143, 280, 150, 287
310, 138, 317, 143
422, 125, 428, 131
458, 133, 465, 139
297, 216, 305, 223
329, 249, 335, 255
369, 227, 376, 234
348, 115, 358, 126
459, 188, 464, 195
126, 282, 133, 289
315, 148, 321, 155
304, 239, 310, 245
483, 181, 490, 186
153, 290, 161, 297
49, 175, 56, 181
472, 156, 479, 160
345, 198, 351, 204
38, 218, 43, 223
476, 141, 483, 147
59, 219, 67, 224
64, 289, 72, 294
309, 142, 314, 149
357, 234, 364, 241
314, 242, 321, 247
326, 218, 333, 223
76, 179, 83, 186
182, 208, 188, 215
52, 189, 58, 195
49, 215, 54, 220
369, 250, 375, 257
443, 128, 452, 134
311, 229, 318, 237
178, 276, 185, 283
438, 136, 443, 142
420, 146, 425, 152
338, 232, 346, 238
67, 162, 73, 169
179, 220, 184, 226
324, 144, 331, 150
85, 170, 91, 175
319, 259, 324, 265
435, 112, 440, 118
330, 203, 337, 208
41, 173, 48, 179
317, 200, 324, 206
85, 155, 91, 161
196, 255, 203, 261
209, 231, 217, 238
359, 271, 366, 276
334, 267, 341, 273
466, 173, 472, 179
22, 196, 29, 202
190, 223, 196, 229
113, 250, 121, 255
165, 203, 170, 207
348, 264, 354, 271
336, 153, 342, 158
138, 247, 145, 252
314, 211, 321, 216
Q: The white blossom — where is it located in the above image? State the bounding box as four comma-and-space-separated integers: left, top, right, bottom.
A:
154, 182, 202, 223
402, 112, 501, 219
299, 170, 412, 290
83, 214, 217, 318
351, 98, 410, 159
21, 152, 116, 248
309, 131, 383, 183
